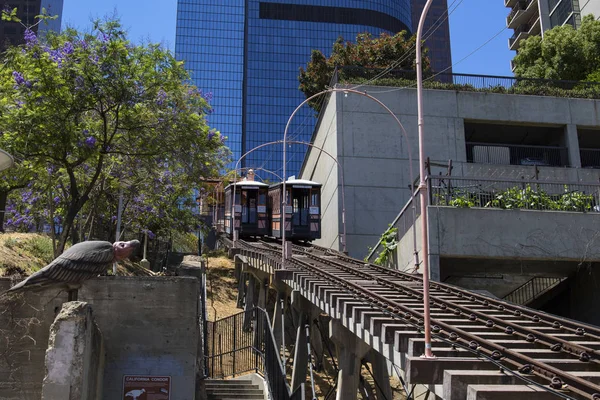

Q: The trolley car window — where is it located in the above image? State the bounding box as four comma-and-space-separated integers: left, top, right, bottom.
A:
292, 189, 310, 227
311, 192, 319, 206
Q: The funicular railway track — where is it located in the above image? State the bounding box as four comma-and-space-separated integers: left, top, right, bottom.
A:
228, 238, 600, 399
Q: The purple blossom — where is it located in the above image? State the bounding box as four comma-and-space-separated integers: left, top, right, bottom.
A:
207, 130, 215, 141
156, 89, 167, 106
220, 135, 226, 144
203, 91, 213, 102
49, 49, 63, 66
63, 41, 74, 55
53, 196, 60, 204
79, 39, 89, 50
75, 75, 84, 90
24, 28, 37, 47
12, 71, 25, 85
146, 230, 156, 240
111, 215, 117, 222
84, 136, 96, 148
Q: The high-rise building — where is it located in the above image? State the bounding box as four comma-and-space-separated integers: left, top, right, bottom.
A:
506, 0, 599, 67
176, 1, 452, 177
411, 0, 452, 76
0, 0, 63, 51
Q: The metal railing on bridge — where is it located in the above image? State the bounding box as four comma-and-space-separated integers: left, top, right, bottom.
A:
205, 307, 304, 400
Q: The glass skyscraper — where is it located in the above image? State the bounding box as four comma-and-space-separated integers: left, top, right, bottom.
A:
176, 1, 450, 177
0, 0, 63, 51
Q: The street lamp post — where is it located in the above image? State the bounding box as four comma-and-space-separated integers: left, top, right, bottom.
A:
416, 0, 435, 359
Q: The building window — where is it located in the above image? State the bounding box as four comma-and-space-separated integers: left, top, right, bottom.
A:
550, 0, 575, 27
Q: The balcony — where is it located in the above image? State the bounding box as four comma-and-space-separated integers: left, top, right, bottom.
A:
509, 23, 531, 50
505, 0, 518, 8
580, 148, 600, 169
466, 142, 569, 167
507, 0, 538, 29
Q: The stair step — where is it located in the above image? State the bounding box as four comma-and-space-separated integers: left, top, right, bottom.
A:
207, 389, 263, 394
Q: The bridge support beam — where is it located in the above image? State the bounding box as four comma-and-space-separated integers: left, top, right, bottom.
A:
330, 320, 371, 400
272, 290, 286, 352
364, 349, 393, 400
291, 311, 307, 391
243, 274, 257, 331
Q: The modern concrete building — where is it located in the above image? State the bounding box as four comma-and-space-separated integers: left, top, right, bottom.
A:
506, 0, 599, 56
299, 81, 600, 324
0, 0, 63, 51
175, 0, 452, 177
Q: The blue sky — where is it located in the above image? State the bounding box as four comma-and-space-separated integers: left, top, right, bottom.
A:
62, 0, 514, 76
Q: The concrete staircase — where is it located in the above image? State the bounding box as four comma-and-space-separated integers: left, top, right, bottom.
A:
205, 379, 265, 400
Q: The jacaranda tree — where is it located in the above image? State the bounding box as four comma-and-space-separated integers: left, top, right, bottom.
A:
0, 18, 229, 254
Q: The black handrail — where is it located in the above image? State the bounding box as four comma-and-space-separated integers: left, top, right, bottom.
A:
205, 307, 303, 400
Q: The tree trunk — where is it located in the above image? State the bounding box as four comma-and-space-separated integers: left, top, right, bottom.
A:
0, 190, 7, 233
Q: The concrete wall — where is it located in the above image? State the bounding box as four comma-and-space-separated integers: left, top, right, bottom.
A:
0, 278, 67, 400
427, 207, 600, 262
301, 86, 600, 259
80, 277, 199, 400
301, 94, 341, 250
0, 276, 200, 400
42, 302, 104, 400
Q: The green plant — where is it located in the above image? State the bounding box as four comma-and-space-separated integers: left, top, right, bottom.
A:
374, 225, 398, 266
3, 237, 18, 249
442, 184, 597, 212
22, 235, 54, 263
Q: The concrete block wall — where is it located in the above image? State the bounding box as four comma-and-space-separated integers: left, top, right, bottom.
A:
42, 302, 104, 400
0, 278, 67, 400
79, 276, 199, 400
301, 86, 600, 259
0, 275, 200, 400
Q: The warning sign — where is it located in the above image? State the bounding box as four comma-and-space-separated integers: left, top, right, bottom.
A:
123, 375, 171, 400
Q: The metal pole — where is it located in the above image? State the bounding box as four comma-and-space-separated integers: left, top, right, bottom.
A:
282, 139, 287, 268
416, 0, 435, 359
280, 298, 286, 367
114, 187, 124, 275
306, 323, 317, 400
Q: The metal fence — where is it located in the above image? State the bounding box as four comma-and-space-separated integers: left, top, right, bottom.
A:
334, 66, 600, 91
466, 142, 569, 167
205, 307, 303, 400
428, 176, 600, 212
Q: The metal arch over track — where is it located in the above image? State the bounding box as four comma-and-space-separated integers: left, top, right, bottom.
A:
220, 237, 600, 399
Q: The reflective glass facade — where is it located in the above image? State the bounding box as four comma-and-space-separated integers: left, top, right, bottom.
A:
0, 0, 63, 51
176, 1, 449, 177
411, 0, 452, 75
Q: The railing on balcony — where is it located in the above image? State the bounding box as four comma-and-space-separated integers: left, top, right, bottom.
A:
509, 23, 531, 47
466, 142, 569, 167
507, 0, 532, 24
428, 176, 600, 212
580, 148, 600, 169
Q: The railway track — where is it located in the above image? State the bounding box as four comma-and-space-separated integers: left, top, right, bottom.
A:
228, 238, 600, 399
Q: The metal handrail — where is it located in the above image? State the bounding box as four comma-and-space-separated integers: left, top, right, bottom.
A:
205, 307, 302, 400
504, 277, 566, 305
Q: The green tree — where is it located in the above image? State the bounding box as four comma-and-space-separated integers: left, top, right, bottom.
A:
513, 14, 600, 81
0, 19, 229, 254
299, 31, 430, 112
